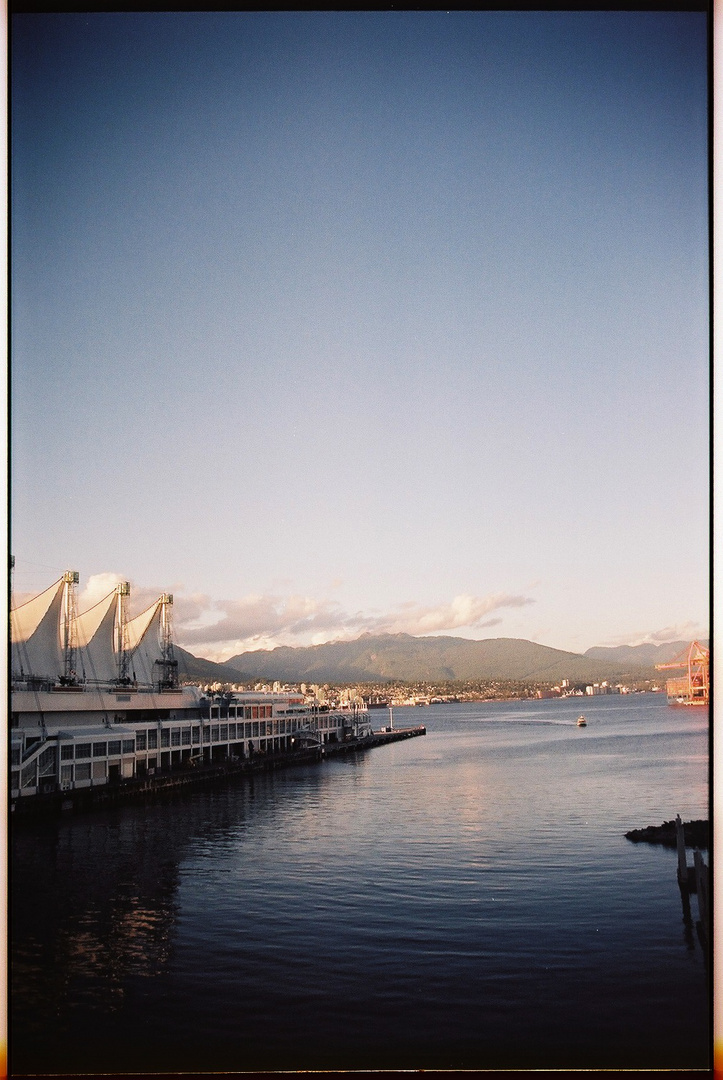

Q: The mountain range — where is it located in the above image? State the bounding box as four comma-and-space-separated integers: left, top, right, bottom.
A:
584, 640, 706, 666
172, 632, 695, 686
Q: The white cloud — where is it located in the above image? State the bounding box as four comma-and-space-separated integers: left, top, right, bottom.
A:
77, 573, 125, 611
77, 574, 172, 617
646, 622, 707, 644
173, 590, 536, 660
599, 621, 708, 648
369, 593, 533, 636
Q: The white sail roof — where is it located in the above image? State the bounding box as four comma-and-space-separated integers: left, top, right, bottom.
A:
76, 589, 119, 684
127, 599, 164, 686
11, 574, 175, 689
10, 578, 65, 680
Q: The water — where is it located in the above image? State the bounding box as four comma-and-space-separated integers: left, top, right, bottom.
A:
11, 693, 710, 1072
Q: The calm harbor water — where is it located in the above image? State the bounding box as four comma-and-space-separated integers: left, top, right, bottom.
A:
11, 693, 709, 1072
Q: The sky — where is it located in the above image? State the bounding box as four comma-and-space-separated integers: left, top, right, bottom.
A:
10, 11, 709, 662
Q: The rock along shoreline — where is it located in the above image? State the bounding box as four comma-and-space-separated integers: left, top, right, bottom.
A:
625, 819, 708, 849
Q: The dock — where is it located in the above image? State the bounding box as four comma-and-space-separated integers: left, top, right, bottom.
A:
11, 725, 426, 820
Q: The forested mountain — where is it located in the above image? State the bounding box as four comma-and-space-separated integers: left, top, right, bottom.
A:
217, 633, 655, 685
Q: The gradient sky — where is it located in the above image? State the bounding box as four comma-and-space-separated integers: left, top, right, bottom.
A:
11, 11, 709, 661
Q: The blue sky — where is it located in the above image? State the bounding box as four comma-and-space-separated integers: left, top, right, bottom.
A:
11, 11, 709, 660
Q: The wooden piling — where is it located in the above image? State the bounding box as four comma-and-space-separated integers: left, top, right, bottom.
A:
675, 814, 688, 886
694, 848, 708, 944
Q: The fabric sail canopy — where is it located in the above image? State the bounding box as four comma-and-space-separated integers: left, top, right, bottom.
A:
76, 590, 119, 684
11, 580, 169, 687
11, 578, 66, 681
126, 600, 164, 685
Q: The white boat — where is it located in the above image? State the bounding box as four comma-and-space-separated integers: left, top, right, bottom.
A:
577, 715, 587, 727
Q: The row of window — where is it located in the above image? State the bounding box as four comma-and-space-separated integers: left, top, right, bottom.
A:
57, 717, 342, 759
16, 727, 344, 791
209, 705, 274, 720
61, 739, 136, 760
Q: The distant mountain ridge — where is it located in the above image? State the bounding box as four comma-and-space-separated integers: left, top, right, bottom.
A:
210, 632, 661, 685
175, 645, 248, 684
583, 640, 708, 666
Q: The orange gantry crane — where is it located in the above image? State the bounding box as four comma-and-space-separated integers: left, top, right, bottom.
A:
655, 641, 709, 705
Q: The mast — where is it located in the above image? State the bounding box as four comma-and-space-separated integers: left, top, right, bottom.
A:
116, 581, 131, 684
157, 593, 178, 690
61, 570, 80, 684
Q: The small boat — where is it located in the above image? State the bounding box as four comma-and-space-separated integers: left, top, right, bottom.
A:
577, 715, 587, 727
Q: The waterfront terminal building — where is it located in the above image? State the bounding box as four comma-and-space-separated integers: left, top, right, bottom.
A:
11, 571, 370, 804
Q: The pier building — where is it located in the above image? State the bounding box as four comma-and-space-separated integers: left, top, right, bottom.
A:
10, 570, 372, 805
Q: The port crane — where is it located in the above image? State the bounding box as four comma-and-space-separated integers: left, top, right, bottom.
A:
656, 641, 709, 705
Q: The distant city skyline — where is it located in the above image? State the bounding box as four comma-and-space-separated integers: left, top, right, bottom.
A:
11, 12, 709, 662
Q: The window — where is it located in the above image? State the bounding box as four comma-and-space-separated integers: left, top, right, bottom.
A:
171, 729, 181, 747
182, 728, 191, 745
93, 742, 107, 757
38, 746, 56, 776
75, 762, 91, 781
160, 729, 170, 748
136, 731, 147, 751
107, 741, 122, 755
76, 744, 91, 759
60, 764, 73, 782
147, 730, 158, 749
211, 726, 220, 743
122, 740, 135, 754
60, 745, 74, 760
228, 724, 236, 739
220, 725, 228, 740
192, 727, 200, 744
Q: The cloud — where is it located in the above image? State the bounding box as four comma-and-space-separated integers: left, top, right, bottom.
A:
599, 621, 708, 648
77, 574, 176, 617
173, 590, 536, 660
176, 593, 353, 651
77, 573, 125, 611
366, 593, 533, 637
646, 622, 707, 643
19, 569, 535, 660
